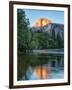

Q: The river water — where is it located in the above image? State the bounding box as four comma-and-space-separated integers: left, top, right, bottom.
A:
17, 52, 64, 81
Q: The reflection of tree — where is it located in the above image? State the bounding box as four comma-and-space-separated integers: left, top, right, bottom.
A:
18, 53, 64, 80
17, 53, 33, 80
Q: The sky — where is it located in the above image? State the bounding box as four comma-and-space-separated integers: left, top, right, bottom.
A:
24, 9, 64, 26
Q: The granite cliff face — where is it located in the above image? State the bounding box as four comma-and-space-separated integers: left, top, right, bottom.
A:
31, 18, 64, 39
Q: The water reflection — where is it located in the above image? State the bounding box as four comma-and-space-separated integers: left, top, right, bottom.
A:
17, 53, 64, 80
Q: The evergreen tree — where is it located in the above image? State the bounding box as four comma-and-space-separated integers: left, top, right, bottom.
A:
17, 9, 30, 52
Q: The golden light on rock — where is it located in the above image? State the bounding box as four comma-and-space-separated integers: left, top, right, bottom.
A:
33, 18, 52, 27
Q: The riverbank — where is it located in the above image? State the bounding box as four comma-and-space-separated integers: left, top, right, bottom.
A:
32, 49, 64, 55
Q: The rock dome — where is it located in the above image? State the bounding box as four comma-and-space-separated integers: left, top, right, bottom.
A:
33, 18, 52, 27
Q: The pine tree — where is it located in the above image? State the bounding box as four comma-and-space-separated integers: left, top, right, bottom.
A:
17, 9, 30, 52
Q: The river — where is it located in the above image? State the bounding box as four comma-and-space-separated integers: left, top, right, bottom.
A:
17, 49, 64, 81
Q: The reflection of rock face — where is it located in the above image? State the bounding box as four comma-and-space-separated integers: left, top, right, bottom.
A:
35, 66, 51, 79
33, 18, 52, 27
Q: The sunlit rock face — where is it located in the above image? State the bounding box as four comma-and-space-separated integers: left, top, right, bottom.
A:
33, 18, 52, 27
31, 18, 64, 39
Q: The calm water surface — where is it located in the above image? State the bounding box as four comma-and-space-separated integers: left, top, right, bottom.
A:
17, 52, 64, 81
